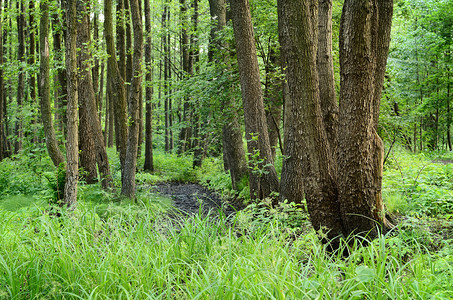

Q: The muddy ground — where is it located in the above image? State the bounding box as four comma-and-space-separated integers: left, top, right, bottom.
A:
152, 183, 239, 217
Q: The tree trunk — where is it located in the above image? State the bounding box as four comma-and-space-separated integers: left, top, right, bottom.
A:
77, 0, 113, 189
143, 0, 153, 172
177, 0, 191, 154
337, 0, 393, 237
209, 0, 247, 191
52, 7, 67, 135
39, 0, 65, 167
105, 0, 128, 169
278, 0, 343, 243
264, 46, 282, 161
64, 0, 79, 207
121, 0, 143, 198
230, 0, 279, 200
317, 0, 338, 154
15, 0, 25, 153
0, 0, 4, 161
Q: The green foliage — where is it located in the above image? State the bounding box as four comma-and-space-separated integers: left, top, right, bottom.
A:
44, 162, 66, 206
384, 148, 453, 218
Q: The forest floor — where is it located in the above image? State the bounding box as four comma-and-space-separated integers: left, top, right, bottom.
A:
151, 182, 240, 218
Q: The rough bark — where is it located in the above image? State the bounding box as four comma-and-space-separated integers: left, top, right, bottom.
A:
278, 0, 343, 242
230, 0, 279, 200
64, 0, 79, 207
77, 0, 113, 189
77, 0, 98, 184
143, 0, 153, 172
28, 0, 37, 143
317, 0, 338, 154
121, 0, 143, 198
337, 0, 393, 237
39, 0, 65, 167
105, 0, 128, 169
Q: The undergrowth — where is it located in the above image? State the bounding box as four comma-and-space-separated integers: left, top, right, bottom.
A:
0, 147, 452, 298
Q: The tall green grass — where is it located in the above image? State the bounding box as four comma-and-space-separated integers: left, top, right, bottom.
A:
0, 199, 452, 299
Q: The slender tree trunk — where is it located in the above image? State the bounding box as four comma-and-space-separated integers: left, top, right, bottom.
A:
0, 0, 4, 161
209, 0, 247, 190
52, 7, 67, 135
177, 0, 191, 154
15, 0, 26, 153
143, 0, 153, 171
264, 46, 282, 160
278, 0, 343, 243
105, 0, 128, 169
121, 0, 143, 198
230, 0, 279, 200
39, 0, 65, 167
448, 69, 452, 151
64, 0, 79, 207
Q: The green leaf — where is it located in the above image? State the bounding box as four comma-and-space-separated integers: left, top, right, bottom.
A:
355, 266, 375, 283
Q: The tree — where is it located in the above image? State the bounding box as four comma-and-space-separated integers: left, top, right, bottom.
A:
15, 0, 25, 153
77, 0, 113, 190
121, 0, 143, 198
39, 0, 64, 167
64, 0, 79, 207
337, 0, 394, 236
278, 0, 393, 244
105, 0, 128, 169
0, 0, 4, 161
143, 0, 154, 172
208, 0, 247, 191
278, 0, 343, 242
230, 0, 279, 200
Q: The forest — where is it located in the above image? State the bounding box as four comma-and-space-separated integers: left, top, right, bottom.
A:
0, 0, 452, 298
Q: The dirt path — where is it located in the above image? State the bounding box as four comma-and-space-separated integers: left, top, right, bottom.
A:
153, 183, 238, 217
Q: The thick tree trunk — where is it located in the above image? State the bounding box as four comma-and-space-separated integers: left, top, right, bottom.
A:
39, 0, 65, 167
143, 0, 153, 172
64, 0, 79, 207
317, 0, 338, 154
77, 0, 113, 189
337, 0, 393, 237
105, 0, 128, 169
230, 0, 279, 200
278, 0, 343, 243
121, 0, 143, 198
